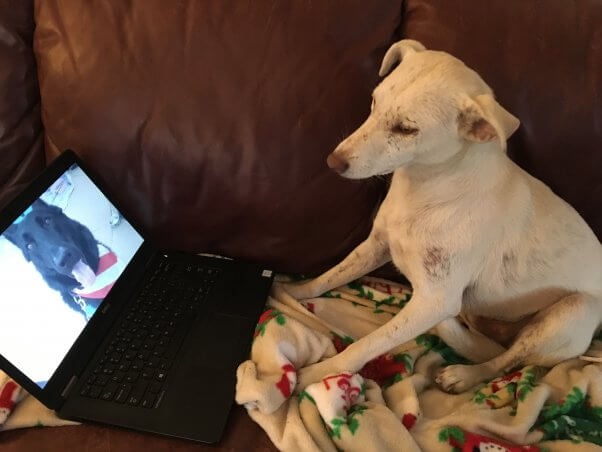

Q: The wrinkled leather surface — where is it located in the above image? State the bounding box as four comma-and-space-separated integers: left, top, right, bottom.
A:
34, 0, 402, 273
404, 0, 602, 238
0, 0, 44, 207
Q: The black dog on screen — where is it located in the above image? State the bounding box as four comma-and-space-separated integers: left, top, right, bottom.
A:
4, 199, 101, 317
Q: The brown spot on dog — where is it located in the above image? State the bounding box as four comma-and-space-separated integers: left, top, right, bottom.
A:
501, 251, 517, 285
423, 247, 450, 280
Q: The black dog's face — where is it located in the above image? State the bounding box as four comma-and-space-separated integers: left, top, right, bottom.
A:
4, 200, 99, 289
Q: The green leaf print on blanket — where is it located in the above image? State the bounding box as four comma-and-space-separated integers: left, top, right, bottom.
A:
347, 281, 375, 300
439, 426, 542, 452
253, 308, 286, 338
534, 387, 602, 445
438, 426, 465, 452
415, 334, 470, 365
328, 404, 368, 439
473, 367, 541, 409
347, 281, 411, 310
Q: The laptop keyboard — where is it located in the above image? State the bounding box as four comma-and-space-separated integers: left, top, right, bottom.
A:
79, 259, 220, 408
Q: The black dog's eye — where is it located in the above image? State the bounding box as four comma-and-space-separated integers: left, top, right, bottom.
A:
44, 217, 51, 225
392, 124, 419, 136
26, 243, 35, 250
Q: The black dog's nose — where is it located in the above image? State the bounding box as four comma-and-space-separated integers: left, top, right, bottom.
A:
327, 153, 349, 173
54, 246, 73, 270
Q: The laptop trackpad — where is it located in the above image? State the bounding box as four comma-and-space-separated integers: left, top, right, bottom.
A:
181, 313, 255, 371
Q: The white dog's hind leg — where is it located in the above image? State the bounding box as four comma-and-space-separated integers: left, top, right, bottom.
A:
282, 233, 391, 299
435, 318, 506, 363
436, 293, 601, 393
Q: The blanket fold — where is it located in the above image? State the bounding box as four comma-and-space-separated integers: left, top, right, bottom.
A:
236, 277, 602, 452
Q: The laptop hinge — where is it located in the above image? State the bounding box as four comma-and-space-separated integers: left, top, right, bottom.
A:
61, 375, 78, 398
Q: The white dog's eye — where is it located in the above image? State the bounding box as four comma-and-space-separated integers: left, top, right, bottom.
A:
392, 124, 419, 136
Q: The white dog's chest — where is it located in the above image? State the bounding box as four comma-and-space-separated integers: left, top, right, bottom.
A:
374, 196, 568, 321
376, 209, 434, 283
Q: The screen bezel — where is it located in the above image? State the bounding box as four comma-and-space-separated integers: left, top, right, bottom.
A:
0, 150, 156, 409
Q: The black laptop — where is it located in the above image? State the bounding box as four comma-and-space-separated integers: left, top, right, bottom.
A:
0, 150, 273, 443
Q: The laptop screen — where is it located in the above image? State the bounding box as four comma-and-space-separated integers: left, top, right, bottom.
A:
0, 163, 144, 388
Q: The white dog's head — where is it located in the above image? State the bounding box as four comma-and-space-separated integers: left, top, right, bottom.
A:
327, 40, 520, 178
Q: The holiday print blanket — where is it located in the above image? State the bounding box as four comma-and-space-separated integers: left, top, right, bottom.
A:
235, 277, 602, 452
0, 276, 600, 452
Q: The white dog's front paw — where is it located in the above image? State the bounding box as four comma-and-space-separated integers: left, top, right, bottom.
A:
297, 359, 346, 392
435, 364, 482, 394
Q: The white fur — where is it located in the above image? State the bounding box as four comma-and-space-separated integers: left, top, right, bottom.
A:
283, 40, 602, 393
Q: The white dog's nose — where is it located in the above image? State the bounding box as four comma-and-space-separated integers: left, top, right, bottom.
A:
327, 153, 349, 173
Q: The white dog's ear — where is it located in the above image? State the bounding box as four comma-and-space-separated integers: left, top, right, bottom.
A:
379, 39, 426, 77
458, 94, 520, 151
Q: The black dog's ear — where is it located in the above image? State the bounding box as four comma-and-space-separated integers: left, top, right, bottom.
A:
31, 199, 50, 210
3, 223, 31, 261
3, 223, 20, 246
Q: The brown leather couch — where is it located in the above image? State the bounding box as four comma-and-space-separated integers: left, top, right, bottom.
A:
1, 1, 600, 450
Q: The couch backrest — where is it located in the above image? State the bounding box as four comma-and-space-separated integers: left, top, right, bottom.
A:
1, 1, 599, 276
0, 0, 44, 207
31, 0, 402, 273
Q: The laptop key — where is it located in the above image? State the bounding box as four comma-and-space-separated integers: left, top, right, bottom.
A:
148, 381, 162, 394
111, 371, 125, 383
136, 350, 150, 361
140, 393, 156, 409
88, 386, 102, 399
96, 374, 110, 386
114, 383, 132, 403
80, 385, 91, 396
125, 371, 139, 383
147, 357, 159, 368
127, 381, 148, 406
131, 360, 144, 372
101, 382, 119, 400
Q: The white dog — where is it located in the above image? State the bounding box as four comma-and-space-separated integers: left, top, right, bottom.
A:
284, 39, 602, 393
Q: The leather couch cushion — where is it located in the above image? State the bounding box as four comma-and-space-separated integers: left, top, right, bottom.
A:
34, 0, 403, 273
0, 0, 44, 207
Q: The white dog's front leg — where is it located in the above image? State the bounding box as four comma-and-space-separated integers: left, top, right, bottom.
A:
283, 233, 390, 299
297, 288, 461, 389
